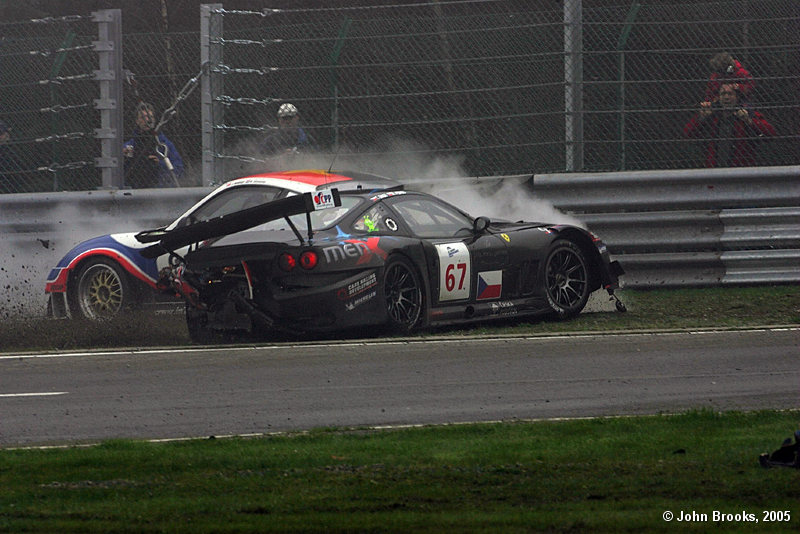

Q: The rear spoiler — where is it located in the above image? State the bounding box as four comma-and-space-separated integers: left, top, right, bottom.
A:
135, 189, 341, 259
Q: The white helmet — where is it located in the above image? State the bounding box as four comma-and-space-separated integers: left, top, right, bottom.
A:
277, 103, 298, 118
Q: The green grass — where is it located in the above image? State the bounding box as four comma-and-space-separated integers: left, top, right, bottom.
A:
1, 285, 798, 352
449, 285, 800, 337
1, 410, 798, 532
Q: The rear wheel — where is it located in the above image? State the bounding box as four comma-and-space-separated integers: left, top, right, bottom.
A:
383, 256, 423, 332
69, 258, 134, 320
544, 240, 590, 319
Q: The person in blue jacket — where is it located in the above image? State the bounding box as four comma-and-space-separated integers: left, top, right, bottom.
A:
123, 102, 185, 188
262, 103, 317, 156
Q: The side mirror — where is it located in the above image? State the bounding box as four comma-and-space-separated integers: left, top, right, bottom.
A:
473, 216, 490, 233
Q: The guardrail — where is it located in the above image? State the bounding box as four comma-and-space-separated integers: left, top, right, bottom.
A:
530, 165, 800, 287
0, 166, 797, 316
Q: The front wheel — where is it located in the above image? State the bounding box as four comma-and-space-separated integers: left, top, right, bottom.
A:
69, 258, 134, 320
383, 256, 424, 332
544, 240, 590, 320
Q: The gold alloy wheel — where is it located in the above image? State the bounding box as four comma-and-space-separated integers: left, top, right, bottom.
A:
77, 262, 125, 319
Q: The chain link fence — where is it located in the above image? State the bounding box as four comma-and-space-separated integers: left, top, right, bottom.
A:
1, 1, 798, 192
213, 0, 800, 180
0, 15, 99, 193
123, 30, 203, 186
0, 13, 204, 193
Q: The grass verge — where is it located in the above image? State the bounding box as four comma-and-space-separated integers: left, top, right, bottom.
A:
1, 285, 799, 352
1, 410, 798, 533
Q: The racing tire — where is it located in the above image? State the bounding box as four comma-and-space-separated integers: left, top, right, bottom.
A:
543, 240, 590, 320
383, 255, 424, 332
68, 258, 134, 320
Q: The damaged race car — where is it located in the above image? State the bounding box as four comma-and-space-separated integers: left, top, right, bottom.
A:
44, 170, 399, 320
137, 183, 625, 342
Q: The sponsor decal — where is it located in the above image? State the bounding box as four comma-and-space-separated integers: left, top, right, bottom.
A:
345, 290, 376, 311
313, 190, 336, 209
501, 233, 510, 242
476, 270, 502, 300
337, 272, 378, 300
385, 218, 398, 232
490, 300, 517, 316
436, 242, 470, 301
322, 238, 387, 265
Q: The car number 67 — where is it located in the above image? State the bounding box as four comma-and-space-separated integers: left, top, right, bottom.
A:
436, 242, 471, 301
445, 262, 467, 291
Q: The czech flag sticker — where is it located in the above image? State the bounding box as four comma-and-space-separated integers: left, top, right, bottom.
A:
477, 270, 502, 300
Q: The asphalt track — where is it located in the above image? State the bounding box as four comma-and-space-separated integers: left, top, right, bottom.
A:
1, 328, 797, 447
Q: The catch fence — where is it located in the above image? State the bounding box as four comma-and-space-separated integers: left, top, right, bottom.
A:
0, 0, 798, 192
0, 14, 99, 193
205, 0, 800, 182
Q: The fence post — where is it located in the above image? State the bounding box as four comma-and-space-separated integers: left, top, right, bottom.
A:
564, 0, 584, 172
201, 4, 223, 187
92, 9, 124, 189
616, 3, 641, 172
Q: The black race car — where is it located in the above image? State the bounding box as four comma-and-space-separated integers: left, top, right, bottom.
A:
137, 184, 624, 342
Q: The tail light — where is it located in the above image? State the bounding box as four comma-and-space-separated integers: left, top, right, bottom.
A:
300, 251, 318, 270
280, 250, 318, 271
279, 253, 297, 272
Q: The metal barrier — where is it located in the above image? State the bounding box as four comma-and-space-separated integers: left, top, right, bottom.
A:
0, 166, 797, 317
531, 165, 800, 287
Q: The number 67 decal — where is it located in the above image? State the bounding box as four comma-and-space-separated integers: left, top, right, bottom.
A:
435, 243, 471, 301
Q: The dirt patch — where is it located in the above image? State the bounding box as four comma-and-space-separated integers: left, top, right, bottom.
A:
0, 312, 190, 353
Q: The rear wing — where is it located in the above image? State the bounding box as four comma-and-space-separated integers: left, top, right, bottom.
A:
135, 189, 341, 259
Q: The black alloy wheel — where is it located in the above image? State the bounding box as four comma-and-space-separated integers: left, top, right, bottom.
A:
383, 256, 423, 331
544, 240, 590, 319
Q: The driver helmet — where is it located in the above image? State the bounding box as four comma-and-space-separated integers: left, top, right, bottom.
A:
277, 103, 298, 118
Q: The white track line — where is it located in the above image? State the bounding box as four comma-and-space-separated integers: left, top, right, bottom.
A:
0, 392, 67, 398
0, 326, 797, 361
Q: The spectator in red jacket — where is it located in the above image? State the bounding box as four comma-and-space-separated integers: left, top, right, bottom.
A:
685, 83, 776, 168
705, 52, 755, 103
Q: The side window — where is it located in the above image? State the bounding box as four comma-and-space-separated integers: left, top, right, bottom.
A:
351, 204, 402, 234
390, 198, 472, 238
